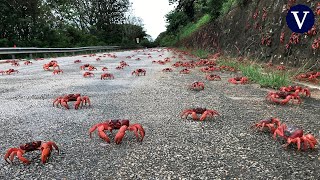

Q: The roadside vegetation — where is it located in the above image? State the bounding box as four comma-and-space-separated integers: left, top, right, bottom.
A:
218, 59, 291, 89
157, 0, 314, 89
156, 0, 235, 47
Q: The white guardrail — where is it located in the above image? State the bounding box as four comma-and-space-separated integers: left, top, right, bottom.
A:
0, 46, 121, 60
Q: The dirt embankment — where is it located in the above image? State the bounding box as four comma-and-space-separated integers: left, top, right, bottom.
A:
178, 0, 320, 69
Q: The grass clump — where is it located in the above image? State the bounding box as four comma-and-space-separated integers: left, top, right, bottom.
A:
218, 59, 291, 89
240, 65, 290, 89
192, 49, 211, 59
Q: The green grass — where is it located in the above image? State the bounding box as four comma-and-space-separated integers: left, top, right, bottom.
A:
240, 65, 290, 89
218, 59, 291, 89
179, 14, 211, 40
192, 49, 211, 59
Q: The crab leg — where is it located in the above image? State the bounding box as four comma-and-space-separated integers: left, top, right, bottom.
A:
82, 96, 91, 106
5, 149, 29, 164
283, 137, 301, 150
53, 97, 62, 107
4, 148, 20, 163
60, 99, 70, 109
16, 150, 30, 164
302, 135, 317, 150
128, 124, 145, 142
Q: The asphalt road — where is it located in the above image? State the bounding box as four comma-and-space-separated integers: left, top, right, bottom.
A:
0, 48, 319, 179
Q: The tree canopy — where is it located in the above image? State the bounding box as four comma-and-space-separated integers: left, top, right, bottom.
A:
0, 0, 148, 47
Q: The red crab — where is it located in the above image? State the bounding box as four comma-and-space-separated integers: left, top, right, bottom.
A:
101, 73, 114, 80
220, 65, 236, 72
276, 65, 286, 71
53, 69, 63, 75
296, 71, 320, 83
83, 72, 94, 77
172, 61, 183, 67
180, 108, 219, 121
88, 65, 97, 71
162, 68, 173, 72
53, 93, 91, 109
89, 119, 145, 144
316, 2, 320, 16
74, 60, 81, 63
273, 124, 318, 150
116, 66, 123, 70
164, 57, 171, 62
312, 37, 320, 50
251, 117, 281, 132
179, 69, 190, 74
306, 25, 317, 37
253, 9, 258, 19
80, 64, 91, 70
43, 61, 59, 71
206, 74, 221, 81
266, 91, 301, 105
132, 69, 146, 76
96, 58, 101, 61
102, 67, 108, 71
24, 61, 33, 65
120, 61, 129, 67
135, 58, 141, 61
200, 66, 220, 73
279, 85, 311, 97
262, 7, 267, 21
11, 62, 20, 66
189, 82, 205, 91
3, 69, 19, 75
228, 77, 248, 84
4, 141, 59, 164
280, 32, 285, 44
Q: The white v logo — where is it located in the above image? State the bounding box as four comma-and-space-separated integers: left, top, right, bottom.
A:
291, 11, 310, 29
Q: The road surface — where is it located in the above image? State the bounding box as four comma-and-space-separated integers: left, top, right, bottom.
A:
0, 48, 319, 179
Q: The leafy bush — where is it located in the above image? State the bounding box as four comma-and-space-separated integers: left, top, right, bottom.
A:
0, 38, 9, 47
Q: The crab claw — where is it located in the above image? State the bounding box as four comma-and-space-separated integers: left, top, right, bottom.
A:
115, 125, 128, 144
199, 110, 219, 121
60, 99, 70, 109
82, 96, 91, 106
40, 141, 59, 164
89, 123, 112, 143
74, 96, 82, 109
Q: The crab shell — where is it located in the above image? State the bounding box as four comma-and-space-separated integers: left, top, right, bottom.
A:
180, 108, 219, 121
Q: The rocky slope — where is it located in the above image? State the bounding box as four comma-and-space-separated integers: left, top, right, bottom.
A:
178, 0, 320, 69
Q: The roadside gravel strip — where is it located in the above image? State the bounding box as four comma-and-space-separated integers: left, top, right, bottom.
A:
0, 49, 319, 179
